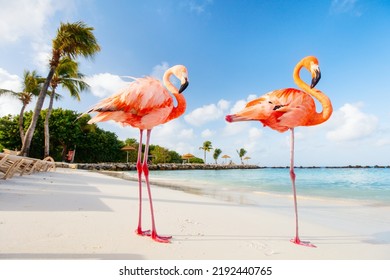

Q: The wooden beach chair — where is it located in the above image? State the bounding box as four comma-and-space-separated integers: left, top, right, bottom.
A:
0, 153, 22, 179
0, 153, 56, 179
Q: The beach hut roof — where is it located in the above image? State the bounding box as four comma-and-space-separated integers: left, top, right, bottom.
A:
121, 145, 136, 151
182, 153, 195, 159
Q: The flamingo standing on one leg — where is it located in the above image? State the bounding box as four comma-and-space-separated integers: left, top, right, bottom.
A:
86, 65, 189, 243
225, 56, 332, 247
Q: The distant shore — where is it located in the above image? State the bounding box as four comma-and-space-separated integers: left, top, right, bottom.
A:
55, 162, 390, 171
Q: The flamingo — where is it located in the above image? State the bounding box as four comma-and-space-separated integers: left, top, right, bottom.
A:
225, 56, 332, 247
86, 65, 189, 243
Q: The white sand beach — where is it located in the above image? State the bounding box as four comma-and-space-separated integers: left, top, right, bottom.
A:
0, 168, 389, 260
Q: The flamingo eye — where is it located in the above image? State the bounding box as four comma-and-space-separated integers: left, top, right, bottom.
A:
273, 105, 285, 110
268, 101, 273, 104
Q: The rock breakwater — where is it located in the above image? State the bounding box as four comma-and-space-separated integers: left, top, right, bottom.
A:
56, 162, 261, 171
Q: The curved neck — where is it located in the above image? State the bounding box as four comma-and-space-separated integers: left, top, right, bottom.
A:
163, 69, 187, 122
293, 63, 333, 126
163, 69, 178, 94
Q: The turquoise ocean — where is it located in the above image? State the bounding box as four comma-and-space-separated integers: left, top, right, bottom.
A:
126, 167, 390, 205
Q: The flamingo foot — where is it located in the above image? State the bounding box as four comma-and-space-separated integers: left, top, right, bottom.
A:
135, 228, 151, 237
151, 231, 172, 243
290, 237, 316, 248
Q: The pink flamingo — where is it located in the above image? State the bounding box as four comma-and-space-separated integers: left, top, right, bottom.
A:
87, 65, 189, 243
226, 56, 332, 247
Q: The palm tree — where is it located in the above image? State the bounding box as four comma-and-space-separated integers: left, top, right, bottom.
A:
44, 57, 89, 157
21, 21, 100, 156
0, 70, 43, 143
199, 140, 213, 164
213, 148, 222, 164
236, 148, 247, 164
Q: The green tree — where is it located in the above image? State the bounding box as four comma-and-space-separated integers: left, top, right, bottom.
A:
213, 148, 222, 164
122, 138, 138, 163
150, 145, 170, 164
0, 109, 124, 162
0, 70, 43, 143
189, 157, 204, 164
168, 150, 182, 163
44, 57, 89, 157
0, 114, 22, 150
237, 148, 247, 164
21, 21, 100, 156
199, 140, 213, 164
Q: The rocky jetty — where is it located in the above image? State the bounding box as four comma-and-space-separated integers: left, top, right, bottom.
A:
55, 162, 261, 171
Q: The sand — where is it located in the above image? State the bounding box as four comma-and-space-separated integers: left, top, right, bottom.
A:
0, 168, 389, 260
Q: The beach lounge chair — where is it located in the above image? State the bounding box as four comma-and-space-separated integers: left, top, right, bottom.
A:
0, 153, 22, 179
0, 153, 55, 180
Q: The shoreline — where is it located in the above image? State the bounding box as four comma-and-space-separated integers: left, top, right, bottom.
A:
1, 168, 389, 260
55, 162, 390, 172
99, 169, 390, 208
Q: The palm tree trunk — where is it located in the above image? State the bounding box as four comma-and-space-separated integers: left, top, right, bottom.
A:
20, 67, 55, 157
44, 91, 55, 157
18, 104, 27, 144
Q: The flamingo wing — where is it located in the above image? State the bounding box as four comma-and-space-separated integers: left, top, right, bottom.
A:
227, 88, 316, 132
88, 77, 174, 129
261, 88, 317, 132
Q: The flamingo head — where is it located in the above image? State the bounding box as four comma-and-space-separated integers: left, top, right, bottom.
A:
170, 65, 189, 93
301, 56, 321, 89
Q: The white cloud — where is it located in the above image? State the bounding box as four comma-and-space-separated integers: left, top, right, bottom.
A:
330, 0, 361, 16
184, 99, 229, 126
326, 103, 378, 142
248, 127, 262, 139
217, 99, 230, 110
201, 128, 214, 138
150, 62, 169, 80
0, 95, 21, 117
223, 121, 251, 136
179, 128, 194, 139
229, 94, 257, 114
182, 0, 213, 14
0, 68, 22, 116
0, 68, 21, 91
0, 0, 71, 44
0, 0, 50, 43
240, 127, 264, 154
31, 41, 51, 73
83, 73, 128, 98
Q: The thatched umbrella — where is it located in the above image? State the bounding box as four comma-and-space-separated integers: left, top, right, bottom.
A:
121, 145, 136, 163
181, 153, 195, 163
222, 154, 230, 164
243, 156, 251, 164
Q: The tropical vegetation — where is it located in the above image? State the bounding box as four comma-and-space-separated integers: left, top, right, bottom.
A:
199, 140, 213, 164
0, 70, 44, 143
237, 148, 248, 164
213, 148, 222, 164
21, 21, 101, 156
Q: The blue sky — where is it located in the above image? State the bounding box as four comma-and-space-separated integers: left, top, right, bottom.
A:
0, 0, 389, 166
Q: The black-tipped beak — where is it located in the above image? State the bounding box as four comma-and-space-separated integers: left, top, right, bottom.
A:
310, 68, 321, 88
178, 78, 189, 93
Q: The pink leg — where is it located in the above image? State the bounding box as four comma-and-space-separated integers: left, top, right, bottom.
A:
143, 129, 172, 243
135, 129, 151, 237
289, 128, 316, 248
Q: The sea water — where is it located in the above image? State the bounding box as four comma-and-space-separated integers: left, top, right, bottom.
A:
127, 168, 390, 205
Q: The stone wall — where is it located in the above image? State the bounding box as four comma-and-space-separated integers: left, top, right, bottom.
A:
55, 162, 261, 171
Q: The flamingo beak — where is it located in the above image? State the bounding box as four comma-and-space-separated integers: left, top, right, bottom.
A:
311, 68, 321, 88
179, 78, 189, 93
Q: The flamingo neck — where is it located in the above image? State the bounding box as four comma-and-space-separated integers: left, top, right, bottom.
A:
163, 69, 187, 122
163, 69, 178, 94
293, 63, 333, 126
